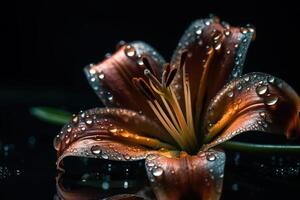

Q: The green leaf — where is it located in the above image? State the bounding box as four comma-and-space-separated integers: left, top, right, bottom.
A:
220, 141, 300, 154
30, 107, 72, 125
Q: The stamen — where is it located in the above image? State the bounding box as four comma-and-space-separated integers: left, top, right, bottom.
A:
162, 63, 171, 86
160, 96, 181, 131
179, 50, 189, 70
147, 100, 186, 149
132, 78, 155, 100
165, 67, 178, 87
132, 50, 201, 153
144, 69, 162, 90
142, 56, 156, 76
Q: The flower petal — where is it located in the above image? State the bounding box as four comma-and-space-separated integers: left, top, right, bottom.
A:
54, 108, 177, 170
170, 17, 255, 124
203, 73, 300, 149
84, 41, 165, 116
145, 150, 225, 200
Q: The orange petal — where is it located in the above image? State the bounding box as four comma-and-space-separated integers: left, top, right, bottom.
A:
170, 17, 255, 127
203, 73, 300, 149
145, 150, 225, 200
84, 41, 165, 117
54, 108, 177, 170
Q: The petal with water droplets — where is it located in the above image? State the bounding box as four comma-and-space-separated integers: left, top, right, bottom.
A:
170, 17, 255, 128
55, 108, 177, 170
203, 73, 300, 149
145, 149, 225, 200
84, 41, 166, 117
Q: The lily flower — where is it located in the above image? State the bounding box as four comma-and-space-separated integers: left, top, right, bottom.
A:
54, 16, 300, 200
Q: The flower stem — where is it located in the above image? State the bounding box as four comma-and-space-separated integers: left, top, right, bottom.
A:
219, 141, 300, 154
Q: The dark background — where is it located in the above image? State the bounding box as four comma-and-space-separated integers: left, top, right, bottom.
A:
0, 1, 299, 199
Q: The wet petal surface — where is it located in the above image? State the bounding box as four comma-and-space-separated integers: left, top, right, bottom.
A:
170, 17, 255, 129
203, 73, 300, 149
145, 150, 225, 200
84, 41, 165, 117
54, 108, 177, 170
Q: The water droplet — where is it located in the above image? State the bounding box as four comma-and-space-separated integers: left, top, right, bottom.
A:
105, 53, 111, 58
256, 85, 268, 95
205, 20, 211, 26
237, 84, 242, 90
268, 76, 275, 83
206, 152, 216, 161
152, 167, 164, 177
244, 76, 250, 81
124, 154, 131, 160
196, 28, 202, 35
226, 49, 231, 54
147, 162, 155, 167
123, 181, 129, 189
91, 145, 102, 155
227, 91, 234, 98
265, 95, 278, 106
85, 118, 93, 125
65, 138, 70, 144
89, 68, 96, 75
108, 127, 119, 134
224, 29, 231, 36
101, 154, 109, 159
137, 59, 144, 66
102, 181, 110, 190
125, 45, 136, 57
259, 112, 266, 118
240, 27, 248, 34
214, 43, 222, 50
108, 95, 113, 102
72, 116, 78, 123
98, 73, 105, 79
67, 127, 72, 133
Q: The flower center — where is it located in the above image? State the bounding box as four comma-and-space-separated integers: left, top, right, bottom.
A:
133, 52, 199, 153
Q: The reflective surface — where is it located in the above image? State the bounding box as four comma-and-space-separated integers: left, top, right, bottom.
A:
1, 105, 300, 200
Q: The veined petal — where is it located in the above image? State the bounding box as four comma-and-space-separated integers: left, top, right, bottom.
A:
145, 149, 225, 200
203, 73, 300, 149
54, 108, 177, 170
170, 17, 255, 128
84, 41, 166, 116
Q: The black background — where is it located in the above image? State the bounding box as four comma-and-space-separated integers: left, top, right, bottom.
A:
0, 1, 299, 199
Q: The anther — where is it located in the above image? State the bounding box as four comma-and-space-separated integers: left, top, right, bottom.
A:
162, 63, 171, 86
132, 78, 155, 100
179, 50, 189, 70
165, 67, 178, 87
